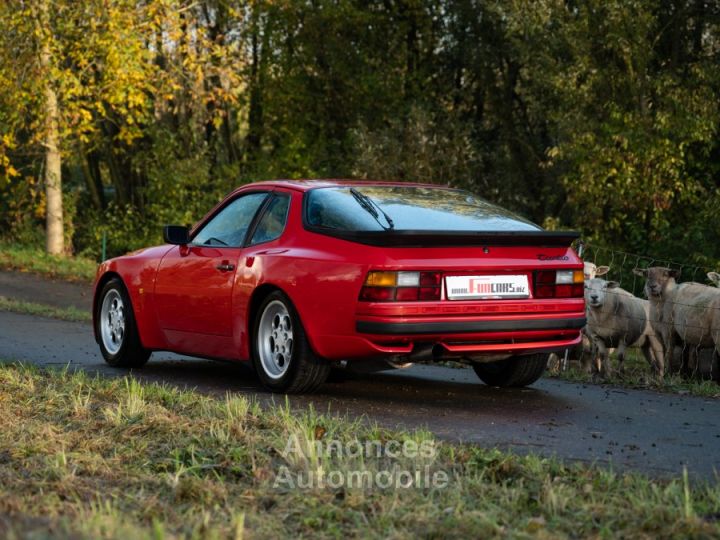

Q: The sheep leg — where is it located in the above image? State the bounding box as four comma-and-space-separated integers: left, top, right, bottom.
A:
580, 333, 594, 374
662, 330, 675, 383
640, 344, 654, 372
644, 335, 664, 378
679, 342, 692, 379
596, 340, 611, 379
689, 347, 700, 379
615, 342, 627, 375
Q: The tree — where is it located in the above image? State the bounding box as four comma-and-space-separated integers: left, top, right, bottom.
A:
34, 0, 63, 254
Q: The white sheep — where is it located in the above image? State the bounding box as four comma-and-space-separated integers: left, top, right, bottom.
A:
583, 262, 610, 280
635, 267, 720, 377
547, 262, 611, 373
584, 278, 663, 377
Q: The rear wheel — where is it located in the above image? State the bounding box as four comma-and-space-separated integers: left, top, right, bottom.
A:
252, 291, 330, 393
472, 353, 547, 387
96, 278, 150, 368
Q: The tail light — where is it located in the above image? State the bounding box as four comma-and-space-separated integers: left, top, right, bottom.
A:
360, 271, 441, 302
534, 270, 584, 298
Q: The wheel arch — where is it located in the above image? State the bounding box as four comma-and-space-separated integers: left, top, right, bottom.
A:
245, 282, 322, 359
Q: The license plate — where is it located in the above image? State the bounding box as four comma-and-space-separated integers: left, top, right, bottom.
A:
445, 275, 529, 300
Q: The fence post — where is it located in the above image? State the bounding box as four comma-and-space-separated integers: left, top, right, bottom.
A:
101, 231, 107, 262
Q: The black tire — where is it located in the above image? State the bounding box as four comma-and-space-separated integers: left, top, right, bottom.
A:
95, 278, 150, 368
472, 353, 547, 387
251, 291, 330, 393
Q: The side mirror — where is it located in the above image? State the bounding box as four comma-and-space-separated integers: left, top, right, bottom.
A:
163, 225, 190, 245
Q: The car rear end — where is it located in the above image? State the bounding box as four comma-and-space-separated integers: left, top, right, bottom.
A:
300, 183, 585, 367
353, 244, 585, 363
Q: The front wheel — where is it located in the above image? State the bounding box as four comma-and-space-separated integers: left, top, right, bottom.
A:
96, 278, 150, 368
472, 353, 547, 387
252, 291, 330, 393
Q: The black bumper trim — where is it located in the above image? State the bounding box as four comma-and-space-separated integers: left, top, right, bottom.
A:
356, 317, 586, 335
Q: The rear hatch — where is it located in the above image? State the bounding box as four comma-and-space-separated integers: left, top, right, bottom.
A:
305, 183, 584, 311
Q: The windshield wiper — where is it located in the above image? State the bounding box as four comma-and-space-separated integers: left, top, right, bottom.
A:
349, 188, 394, 230
204, 237, 228, 246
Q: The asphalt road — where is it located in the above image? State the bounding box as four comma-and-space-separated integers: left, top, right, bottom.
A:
0, 271, 91, 311
2, 310, 719, 480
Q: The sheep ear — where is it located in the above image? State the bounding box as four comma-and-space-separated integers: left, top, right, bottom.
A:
632, 268, 647, 277
606, 281, 620, 289
595, 265, 610, 276
708, 272, 720, 284
668, 269, 680, 279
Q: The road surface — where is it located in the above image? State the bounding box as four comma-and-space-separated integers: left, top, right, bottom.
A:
1, 310, 719, 479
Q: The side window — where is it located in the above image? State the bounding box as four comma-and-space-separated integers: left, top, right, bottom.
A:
193, 192, 268, 247
250, 193, 291, 245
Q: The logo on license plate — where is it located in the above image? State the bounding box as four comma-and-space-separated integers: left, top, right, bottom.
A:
450, 280, 524, 295
446, 275, 529, 300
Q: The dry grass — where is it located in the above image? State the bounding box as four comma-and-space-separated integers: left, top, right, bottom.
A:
0, 296, 91, 323
548, 349, 720, 399
0, 363, 719, 539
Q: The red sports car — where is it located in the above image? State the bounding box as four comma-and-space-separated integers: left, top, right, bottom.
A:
93, 180, 585, 393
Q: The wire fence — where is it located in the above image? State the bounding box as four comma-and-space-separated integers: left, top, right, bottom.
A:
556, 241, 720, 378
579, 241, 720, 298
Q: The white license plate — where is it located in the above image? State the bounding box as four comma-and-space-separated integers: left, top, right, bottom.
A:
445, 275, 529, 300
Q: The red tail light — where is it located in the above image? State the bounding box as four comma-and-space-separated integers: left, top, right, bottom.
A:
534, 270, 584, 298
360, 271, 441, 302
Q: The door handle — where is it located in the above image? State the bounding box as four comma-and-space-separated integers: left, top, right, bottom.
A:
255, 249, 288, 255
216, 262, 235, 272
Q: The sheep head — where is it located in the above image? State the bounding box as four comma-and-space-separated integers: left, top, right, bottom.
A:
585, 278, 619, 308
633, 267, 679, 298
583, 262, 610, 280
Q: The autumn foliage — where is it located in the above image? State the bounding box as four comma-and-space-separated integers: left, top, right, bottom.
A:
0, 1, 718, 265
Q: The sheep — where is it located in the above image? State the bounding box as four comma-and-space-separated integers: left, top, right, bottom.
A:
708, 272, 720, 286
584, 262, 610, 280
634, 267, 720, 377
584, 278, 663, 377
547, 262, 611, 373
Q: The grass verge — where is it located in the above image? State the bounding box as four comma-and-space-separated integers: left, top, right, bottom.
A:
548, 350, 720, 399
0, 363, 718, 539
0, 296, 91, 323
0, 242, 97, 283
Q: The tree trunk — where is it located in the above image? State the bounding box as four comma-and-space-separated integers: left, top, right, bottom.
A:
40, 30, 63, 255
245, 10, 263, 161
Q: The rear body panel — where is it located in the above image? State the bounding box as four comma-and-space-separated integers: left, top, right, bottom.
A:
284, 230, 584, 360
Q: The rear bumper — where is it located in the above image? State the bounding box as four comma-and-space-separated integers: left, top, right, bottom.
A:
306, 297, 586, 361
311, 314, 584, 361
356, 316, 586, 335
352, 314, 584, 358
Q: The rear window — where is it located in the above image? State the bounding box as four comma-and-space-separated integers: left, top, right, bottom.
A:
305, 186, 540, 232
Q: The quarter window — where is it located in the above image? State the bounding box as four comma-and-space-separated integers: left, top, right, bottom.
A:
250, 193, 291, 245
193, 192, 268, 247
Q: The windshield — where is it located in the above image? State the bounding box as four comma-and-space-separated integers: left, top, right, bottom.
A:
305, 186, 540, 232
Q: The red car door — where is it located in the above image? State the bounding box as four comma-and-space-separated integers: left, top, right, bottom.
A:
154, 244, 240, 337
154, 191, 270, 357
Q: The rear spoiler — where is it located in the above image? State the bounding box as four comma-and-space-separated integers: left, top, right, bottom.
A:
308, 228, 581, 247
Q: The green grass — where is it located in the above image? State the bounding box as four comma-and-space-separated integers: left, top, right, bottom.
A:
548, 350, 720, 399
0, 296, 91, 323
0, 242, 97, 282
0, 363, 718, 539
